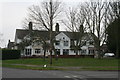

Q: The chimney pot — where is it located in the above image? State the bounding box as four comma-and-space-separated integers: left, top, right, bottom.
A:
55, 23, 59, 32
9, 40, 10, 43
29, 22, 33, 31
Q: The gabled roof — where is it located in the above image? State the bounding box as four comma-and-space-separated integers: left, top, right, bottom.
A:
16, 29, 29, 39
15, 29, 59, 40
15, 29, 94, 41
7, 42, 14, 49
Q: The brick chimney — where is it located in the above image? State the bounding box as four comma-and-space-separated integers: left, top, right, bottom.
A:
9, 39, 10, 43
29, 22, 33, 31
79, 25, 84, 34
55, 23, 59, 32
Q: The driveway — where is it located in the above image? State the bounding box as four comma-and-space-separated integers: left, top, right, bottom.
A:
2, 67, 119, 80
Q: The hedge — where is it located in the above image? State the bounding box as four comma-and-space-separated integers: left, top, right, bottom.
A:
2, 49, 20, 60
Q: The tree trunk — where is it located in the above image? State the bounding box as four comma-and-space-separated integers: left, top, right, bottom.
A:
96, 40, 102, 59
49, 0, 53, 65
50, 50, 52, 65
116, 34, 119, 58
43, 48, 46, 61
115, 20, 119, 58
116, 46, 119, 58
97, 46, 101, 59
75, 50, 78, 58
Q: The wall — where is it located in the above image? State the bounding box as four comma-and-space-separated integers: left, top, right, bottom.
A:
54, 32, 71, 55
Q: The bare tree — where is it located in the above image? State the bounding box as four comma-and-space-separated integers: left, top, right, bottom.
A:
23, 0, 62, 30
78, 0, 112, 58
62, 7, 86, 56
23, 0, 63, 64
32, 35, 50, 61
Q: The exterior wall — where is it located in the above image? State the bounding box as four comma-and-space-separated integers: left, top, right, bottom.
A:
69, 50, 76, 55
14, 46, 18, 49
15, 35, 22, 44
23, 42, 50, 57
16, 32, 95, 57
16, 39, 22, 44
54, 32, 71, 55
80, 41, 95, 55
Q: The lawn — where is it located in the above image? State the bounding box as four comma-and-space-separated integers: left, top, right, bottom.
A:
2, 58, 120, 70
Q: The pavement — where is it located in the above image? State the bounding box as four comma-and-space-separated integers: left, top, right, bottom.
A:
2, 67, 119, 80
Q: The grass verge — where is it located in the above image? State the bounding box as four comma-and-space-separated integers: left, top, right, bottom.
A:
2, 63, 63, 70
2, 58, 120, 71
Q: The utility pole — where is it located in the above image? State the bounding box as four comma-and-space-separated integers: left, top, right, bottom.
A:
50, 0, 53, 65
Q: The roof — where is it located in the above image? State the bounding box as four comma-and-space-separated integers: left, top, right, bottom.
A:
16, 29, 29, 39
15, 29, 93, 40
7, 42, 14, 49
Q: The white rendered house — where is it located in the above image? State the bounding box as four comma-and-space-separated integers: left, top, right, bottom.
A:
14, 22, 95, 57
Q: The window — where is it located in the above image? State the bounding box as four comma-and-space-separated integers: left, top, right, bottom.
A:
55, 49, 60, 55
64, 41, 69, 46
81, 50, 86, 54
89, 41, 94, 45
25, 49, 32, 56
35, 49, 41, 54
89, 50, 94, 54
55, 41, 60, 45
63, 49, 69, 55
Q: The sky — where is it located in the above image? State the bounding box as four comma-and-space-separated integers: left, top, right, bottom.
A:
0, 0, 89, 48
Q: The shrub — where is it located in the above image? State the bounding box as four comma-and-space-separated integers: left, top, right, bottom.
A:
2, 49, 20, 60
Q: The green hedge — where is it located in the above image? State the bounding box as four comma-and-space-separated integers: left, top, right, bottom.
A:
2, 49, 20, 60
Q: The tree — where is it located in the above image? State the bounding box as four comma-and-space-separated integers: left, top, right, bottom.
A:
109, 1, 120, 19
107, 18, 120, 58
79, 1, 111, 58
106, 1, 120, 58
62, 7, 86, 56
32, 34, 50, 61
18, 22, 50, 61
23, 0, 63, 65
24, 0, 62, 30
17, 22, 34, 56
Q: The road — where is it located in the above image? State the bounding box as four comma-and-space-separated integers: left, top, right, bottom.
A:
2, 67, 119, 80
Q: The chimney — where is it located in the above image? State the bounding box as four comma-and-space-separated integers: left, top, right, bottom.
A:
29, 22, 33, 31
79, 25, 84, 34
55, 23, 59, 32
9, 39, 10, 43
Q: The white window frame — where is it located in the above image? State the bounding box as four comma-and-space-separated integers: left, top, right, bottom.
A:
64, 41, 69, 46
35, 49, 41, 54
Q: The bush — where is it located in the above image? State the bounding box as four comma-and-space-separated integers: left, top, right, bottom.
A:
2, 49, 20, 60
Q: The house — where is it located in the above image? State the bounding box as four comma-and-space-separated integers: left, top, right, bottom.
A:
13, 22, 95, 57
7, 40, 14, 49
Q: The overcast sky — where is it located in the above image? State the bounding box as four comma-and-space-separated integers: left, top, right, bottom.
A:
0, 0, 89, 48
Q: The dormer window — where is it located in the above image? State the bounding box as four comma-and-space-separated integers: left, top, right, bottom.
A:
89, 41, 94, 45
55, 40, 60, 45
64, 41, 69, 46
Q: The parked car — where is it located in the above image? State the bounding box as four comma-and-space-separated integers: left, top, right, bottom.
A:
103, 53, 115, 58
